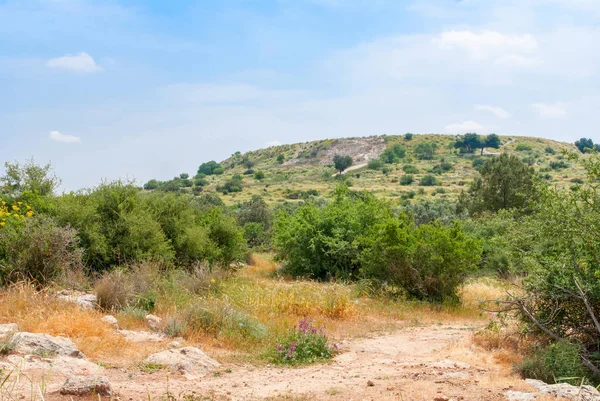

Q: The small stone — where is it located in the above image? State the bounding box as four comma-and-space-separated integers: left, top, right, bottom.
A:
60, 376, 111, 396
101, 315, 119, 329
367, 380, 375, 387
145, 314, 162, 331
168, 341, 183, 349
0, 323, 19, 335
434, 397, 449, 401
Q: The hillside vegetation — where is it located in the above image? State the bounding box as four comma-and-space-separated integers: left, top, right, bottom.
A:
148, 134, 584, 205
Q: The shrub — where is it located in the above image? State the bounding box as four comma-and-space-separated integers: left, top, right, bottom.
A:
0, 216, 82, 286
545, 146, 556, 155
182, 299, 267, 340
404, 133, 414, 141
94, 262, 160, 311
519, 342, 587, 385
367, 159, 383, 170
550, 160, 569, 170
274, 187, 481, 302
217, 176, 243, 194
269, 318, 336, 365
414, 142, 437, 160
403, 164, 419, 174
361, 221, 481, 302
515, 143, 532, 151
254, 171, 265, 180
472, 158, 485, 171
400, 175, 414, 185
419, 174, 438, 186
432, 162, 453, 174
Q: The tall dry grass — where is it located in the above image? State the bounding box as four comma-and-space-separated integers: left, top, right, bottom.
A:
0, 283, 163, 362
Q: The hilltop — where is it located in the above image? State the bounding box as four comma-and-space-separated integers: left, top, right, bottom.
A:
185, 133, 583, 204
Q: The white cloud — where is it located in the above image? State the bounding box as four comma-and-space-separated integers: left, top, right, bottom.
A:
46, 52, 101, 73
434, 31, 538, 67
475, 105, 511, 119
444, 120, 487, 134
49, 130, 81, 144
531, 102, 567, 118
265, 140, 282, 147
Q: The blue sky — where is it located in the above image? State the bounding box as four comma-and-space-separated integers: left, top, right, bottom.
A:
1, 0, 599, 190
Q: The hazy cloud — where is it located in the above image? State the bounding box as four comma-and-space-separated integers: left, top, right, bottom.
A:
49, 130, 81, 144
46, 52, 101, 73
475, 105, 511, 119
531, 102, 567, 118
444, 120, 486, 134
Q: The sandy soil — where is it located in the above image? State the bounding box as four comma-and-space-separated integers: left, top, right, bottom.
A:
25, 323, 540, 401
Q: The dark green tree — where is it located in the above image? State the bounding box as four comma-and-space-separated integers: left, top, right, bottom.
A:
483, 134, 501, 155
574, 138, 598, 153
197, 161, 223, 176
460, 153, 536, 214
333, 155, 353, 174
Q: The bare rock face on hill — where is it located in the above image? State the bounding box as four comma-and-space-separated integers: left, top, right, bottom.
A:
60, 375, 112, 396
13, 332, 86, 359
144, 347, 220, 378
284, 136, 386, 166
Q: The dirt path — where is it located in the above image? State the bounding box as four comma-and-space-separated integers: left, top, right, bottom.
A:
93, 324, 536, 401
333, 163, 368, 177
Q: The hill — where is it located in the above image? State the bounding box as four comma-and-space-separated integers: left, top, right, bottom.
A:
194, 133, 582, 205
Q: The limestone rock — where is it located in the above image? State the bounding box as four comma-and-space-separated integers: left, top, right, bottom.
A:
119, 330, 166, 343
6, 354, 102, 376
145, 314, 162, 331
57, 291, 97, 309
505, 391, 537, 401
0, 323, 19, 335
101, 315, 119, 329
144, 347, 220, 378
60, 375, 112, 396
168, 340, 183, 349
13, 332, 86, 359
526, 379, 600, 401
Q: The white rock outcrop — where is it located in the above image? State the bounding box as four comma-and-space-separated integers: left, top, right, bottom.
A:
144, 347, 220, 378
13, 332, 86, 359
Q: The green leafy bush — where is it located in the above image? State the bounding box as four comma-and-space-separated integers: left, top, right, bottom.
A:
400, 175, 414, 185
274, 187, 481, 302
0, 216, 83, 286
419, 174, 438, 186
403, 164, 419, 174
519, 342, 587, 385
515, 143, 532, 151
269, 318, 336, 365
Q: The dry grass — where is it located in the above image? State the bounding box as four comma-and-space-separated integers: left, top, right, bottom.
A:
0, 283, 163, 362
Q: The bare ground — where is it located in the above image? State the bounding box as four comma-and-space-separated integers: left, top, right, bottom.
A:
19, 323, 541, 401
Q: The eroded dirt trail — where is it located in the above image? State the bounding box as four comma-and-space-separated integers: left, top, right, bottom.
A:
101, 324, 535, 401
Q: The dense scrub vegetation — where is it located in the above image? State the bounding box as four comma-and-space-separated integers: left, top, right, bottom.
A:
1, 133, 599, 379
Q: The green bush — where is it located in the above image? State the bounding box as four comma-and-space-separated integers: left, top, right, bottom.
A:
516, 143, 532, 151
367, 159, 383, 170
274, 187, 481, 302
400, 175, 414, 185
0, 216, 83, 286
519, 342, 587, 385
419, 174, 438, 186
545, 146, 556, 155
269, 318, 336, 365
403, 165, 419, 174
